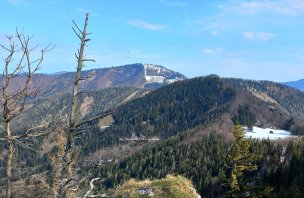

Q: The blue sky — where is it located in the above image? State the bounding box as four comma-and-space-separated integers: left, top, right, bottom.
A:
1, 0, 304, 81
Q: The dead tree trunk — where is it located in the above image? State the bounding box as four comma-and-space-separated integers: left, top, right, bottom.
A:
65, 13, 93, 178
5, 123, 13, 198
40, 13, 110, 197
54, 13, 95, 198
3, 52, 13, 198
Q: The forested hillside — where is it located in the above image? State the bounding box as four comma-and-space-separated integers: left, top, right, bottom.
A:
80, 76, 304, 158
227, 78, 304, 120
2, 75, 304, 197
94, 131, 304, 197
112, 75, 235, 138
0, 87, 146, 133
2, 75, 304, 173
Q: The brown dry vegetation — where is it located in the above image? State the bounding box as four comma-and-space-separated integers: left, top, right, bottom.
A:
114, 175, 200, 198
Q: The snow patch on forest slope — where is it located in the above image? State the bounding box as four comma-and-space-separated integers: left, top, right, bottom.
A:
244, 126, 297, 140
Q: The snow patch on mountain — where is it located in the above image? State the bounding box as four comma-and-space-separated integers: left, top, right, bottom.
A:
143, 64, 185, 85
144, 64, 169, 74
143, 64, 166, 83
145, 75, 165, 83
167, 77, 185, 84
244, 126, 296, 140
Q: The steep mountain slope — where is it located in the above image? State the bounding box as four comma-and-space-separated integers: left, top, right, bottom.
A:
227, 78, 304, 122
283, 79, 304, 91
0, 87, 147, 134
0, 63, 186, 94
0, 87, 147, 182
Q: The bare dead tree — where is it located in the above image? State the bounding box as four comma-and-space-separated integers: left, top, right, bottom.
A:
39, 13, 111, 198
42, 13, 96, 198
65, 12, 95, 175
0, 31, 53, 198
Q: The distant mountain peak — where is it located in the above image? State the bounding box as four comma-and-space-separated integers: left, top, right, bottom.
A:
143, 63, 169, 72
2, 63, 186, 92
282, 79, 304, 91
141, 63, 186, 88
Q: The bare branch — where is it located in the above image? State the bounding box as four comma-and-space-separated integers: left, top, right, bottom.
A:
0, 43, 12, 52
83, 58, 95, 62
72, 20, 83, 35
83, 177, 100, 198
72, 27, 82, 40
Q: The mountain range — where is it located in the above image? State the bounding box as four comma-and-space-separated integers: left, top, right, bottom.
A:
0, 63, 186, 95
3, 64, 304, 161
282, 79, 304, 91
1, 63, 304, 197
3, 62, 303, 92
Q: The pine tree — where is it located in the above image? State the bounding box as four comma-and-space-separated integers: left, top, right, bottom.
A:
228, 124, 257, 197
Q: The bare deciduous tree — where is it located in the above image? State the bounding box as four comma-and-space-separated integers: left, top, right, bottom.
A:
0, 14, 109, 198
0, 31, 53, 198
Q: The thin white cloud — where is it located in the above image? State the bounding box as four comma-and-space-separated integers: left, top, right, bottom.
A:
211, 31, 220, 36
202, 48, 223, 55
76, 8, 90, 14
243, 32, 276, 41
231, 0, 304, 15
6, 0, 24, 5
159, 0, 187, 7
127, 20, 166, 31
194, 0, 304, 37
